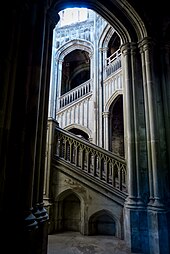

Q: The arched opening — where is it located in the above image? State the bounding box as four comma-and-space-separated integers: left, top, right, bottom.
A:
109, 95, 124, 157
4, 0, 170, 253
49, 6, 125, 147
61, 49, 90, 95
45, 2, 150, 253
60, 193, 81, 232
89, 210, 117, 236
68, 127, 89, 140
107, 32, 121, 58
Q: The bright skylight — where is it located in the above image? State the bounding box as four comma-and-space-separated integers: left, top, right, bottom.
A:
59, 8, 88, 26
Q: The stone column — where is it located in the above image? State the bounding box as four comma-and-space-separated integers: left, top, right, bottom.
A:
139, 37, 169, 254
93, 12, 98, 145
33, 8, 60, 224
121, 43, 137, 204
161, 42, 170, 250
0, 3, 22, 214
121, 42, 149, 254
39, 10, 60, 236
139, 39, 154, 204
49, 55, 63, 118
4, 1, 48, 231
48, 30, 57, 118
56, 60, 64, 113
102, 47, 108, 80
160, 43, 170, 202
99, 47, 108, 148
122, 43, 147, 206
20, 1, 48, 230
122, 42, 145, 206
0, 1, 56, 253
130, 43, 145, 205
102, 111, 110, 150
139, 38, 164, 208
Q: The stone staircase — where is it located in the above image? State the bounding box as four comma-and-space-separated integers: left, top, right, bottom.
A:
53, 125, 127, 203
44, 119, 128, 238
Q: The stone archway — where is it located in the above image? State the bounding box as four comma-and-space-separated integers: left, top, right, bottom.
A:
62, 193, 81, 231
88, 209, 120, 237
56, 190, 82, 233
109, 94, 124, 157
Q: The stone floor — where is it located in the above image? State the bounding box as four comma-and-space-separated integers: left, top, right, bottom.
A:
47, 231, 132, 254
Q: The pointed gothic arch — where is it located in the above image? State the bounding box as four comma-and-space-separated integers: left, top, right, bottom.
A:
44, 2, 170, 254
64, 123, 92, 141
109, 94, 124, 156
54, 188, 85, 234
49, 37, 94, 118
50, 1, 147, 43
2, 1, 170, 254
47, 3, 155, 254
55, 39, 93, 61
88, 209, 121, 238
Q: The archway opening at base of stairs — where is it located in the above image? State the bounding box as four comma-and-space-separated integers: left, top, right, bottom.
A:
62, 193, 81, 232
88, 210, 116, 236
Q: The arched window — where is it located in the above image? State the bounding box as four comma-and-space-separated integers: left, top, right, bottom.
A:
61, 49, 90, 95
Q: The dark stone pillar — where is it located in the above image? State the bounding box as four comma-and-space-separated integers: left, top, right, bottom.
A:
0, 1, 59, 254
32, 7, 60, 251
160, 43, 170, 248
139, 37, 170, 254
121, 42, 149, 253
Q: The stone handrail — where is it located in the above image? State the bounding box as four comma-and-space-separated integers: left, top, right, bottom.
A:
54, 126, 127, 193
105, 49, 121, 78
106, 49, 121, 65
59, 79, 92, 108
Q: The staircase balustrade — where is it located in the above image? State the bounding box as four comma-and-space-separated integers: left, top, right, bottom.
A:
54, 126, 127, 193
105, 49, 121, 78
59, 79, 92, 108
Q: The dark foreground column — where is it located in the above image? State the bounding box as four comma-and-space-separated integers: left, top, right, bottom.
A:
139, 37, 170, 254
0, 1, 59, 254
121, 42, 149, 254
